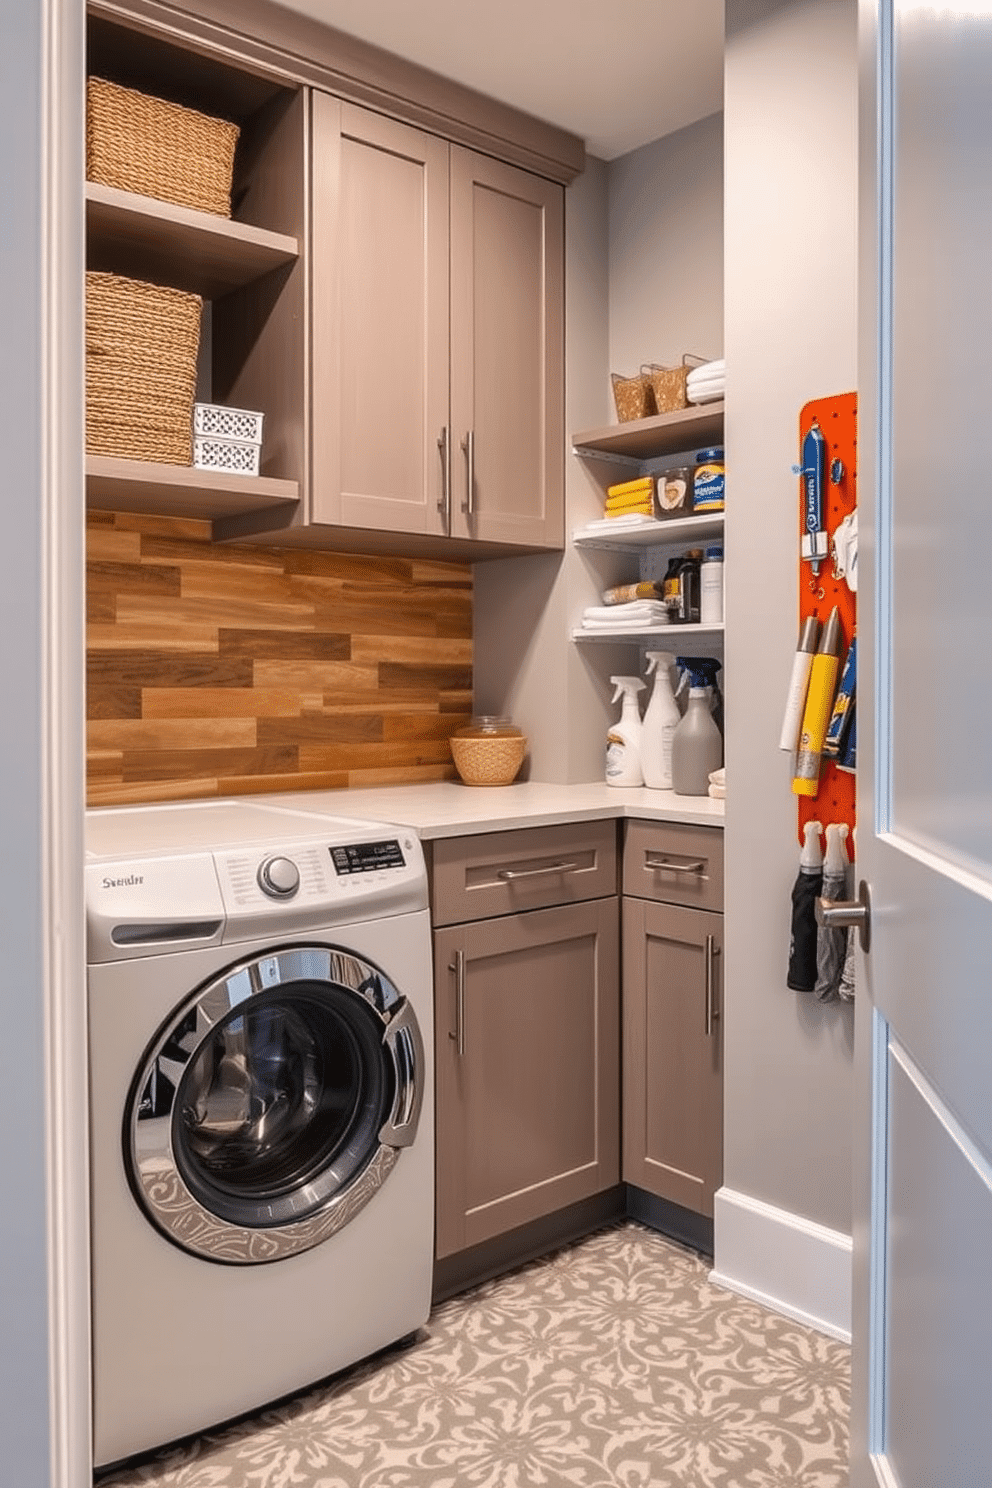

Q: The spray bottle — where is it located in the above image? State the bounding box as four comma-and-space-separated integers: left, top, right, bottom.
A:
671, 658, 723, 795
641, 652, 680, 790
606, 676, 646, 787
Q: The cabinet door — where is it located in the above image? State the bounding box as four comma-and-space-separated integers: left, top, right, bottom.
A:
434, 898, 619, 1258
449, 148, 564, 548
623, 898, 723, 1217
311, 95, 450, 535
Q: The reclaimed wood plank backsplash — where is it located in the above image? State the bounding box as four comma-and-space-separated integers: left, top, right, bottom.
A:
87, 511, 473, 805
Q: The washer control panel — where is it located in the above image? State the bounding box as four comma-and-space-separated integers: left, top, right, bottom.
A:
213, 830, 426, 937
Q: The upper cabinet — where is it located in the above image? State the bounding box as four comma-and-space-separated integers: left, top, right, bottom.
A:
309, 97, 564, 555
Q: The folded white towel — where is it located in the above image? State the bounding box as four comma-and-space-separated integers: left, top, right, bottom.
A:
708, 782, 726, 799
688, 358, 724, 379
579, 617, 671, 631
577, 514, 659, 534
687, 371, 725, 391
708, 767, 725, 786
583, 601, 668, 623
688, 388, 725, 405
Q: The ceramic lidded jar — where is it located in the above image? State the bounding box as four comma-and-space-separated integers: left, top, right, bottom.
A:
449, 716, 527, 787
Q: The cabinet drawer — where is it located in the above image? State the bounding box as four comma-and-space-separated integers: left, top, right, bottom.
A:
623, 819, 724, 913
431, 820, 617, 926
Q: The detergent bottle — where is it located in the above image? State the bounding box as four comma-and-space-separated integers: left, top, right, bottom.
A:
605, 676, 646, 787
641, 652, 680, 790
671, 658, 723, 795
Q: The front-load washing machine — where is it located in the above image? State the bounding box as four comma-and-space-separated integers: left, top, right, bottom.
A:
85, 799, 434, 1468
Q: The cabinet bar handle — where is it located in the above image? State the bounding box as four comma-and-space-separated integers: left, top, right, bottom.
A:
705, 933, 720, 1037
644, 853, 707, 875
496, 860, 578, 882
449, 949, 466, 1057
438, 426, 451, 532
461, 428, 475, 516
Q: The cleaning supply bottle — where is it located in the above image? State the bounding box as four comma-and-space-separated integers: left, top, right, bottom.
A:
689, 656, 724, 738
641, 652, 680, 790
787, 820, 823, 992
815, 823, 851, 1002
671, 659, 723, 795
605, 676, 646, 787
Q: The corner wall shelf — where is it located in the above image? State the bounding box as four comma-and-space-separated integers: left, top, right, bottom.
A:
572, 402, 725, 463
573, 513, 724, 553
571, 622, 725, 646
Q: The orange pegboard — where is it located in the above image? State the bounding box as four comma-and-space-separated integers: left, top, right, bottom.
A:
796, 392, 857, 846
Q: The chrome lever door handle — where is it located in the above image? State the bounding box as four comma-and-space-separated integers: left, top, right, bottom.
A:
815, 879, 871, 953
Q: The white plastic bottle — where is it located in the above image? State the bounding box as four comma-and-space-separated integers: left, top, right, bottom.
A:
641, 651, 680, 790
605, 676, 646, 787
671, 662, 723, 795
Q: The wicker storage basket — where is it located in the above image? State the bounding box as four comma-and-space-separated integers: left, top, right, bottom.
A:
85, 271, 202, 465
86, 77, 240, 218
646, 363, 689, 414
611, 369, 656, 423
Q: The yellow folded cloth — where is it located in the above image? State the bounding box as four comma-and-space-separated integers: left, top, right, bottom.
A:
604, 501, 653, 518
606, 475, 654, 499
605, 488, 656, 513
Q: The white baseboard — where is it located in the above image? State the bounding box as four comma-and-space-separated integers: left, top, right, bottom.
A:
710, 1187, 852, 1343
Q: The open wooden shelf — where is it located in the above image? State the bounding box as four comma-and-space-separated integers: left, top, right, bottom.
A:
572, 402, 724, 463
85, 183, 299, 298
86, 455, 300, 522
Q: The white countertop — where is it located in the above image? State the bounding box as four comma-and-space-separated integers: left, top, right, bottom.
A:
257, 780, 725, 841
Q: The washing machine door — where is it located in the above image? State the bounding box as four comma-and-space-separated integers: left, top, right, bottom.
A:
127, 945, 424, 1264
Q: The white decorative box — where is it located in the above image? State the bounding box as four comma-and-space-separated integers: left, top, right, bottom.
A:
193, 401, 264, 445
193, 435, 261, 476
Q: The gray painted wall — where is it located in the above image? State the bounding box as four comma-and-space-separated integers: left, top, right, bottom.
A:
1, 2, 89, 1481
608, 113, 725, 380
723, 0, 858, 1235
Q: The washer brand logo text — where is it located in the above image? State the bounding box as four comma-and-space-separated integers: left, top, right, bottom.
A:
102, 874, 144, 888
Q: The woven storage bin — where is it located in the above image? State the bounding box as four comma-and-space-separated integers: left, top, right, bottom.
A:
85, 271, 202, 465
611, 369, 656, 423
646, 363, 689, 413
86, 77, 240, 217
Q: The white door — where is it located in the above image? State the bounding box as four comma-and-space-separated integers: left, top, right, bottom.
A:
853, 2, 992, 1483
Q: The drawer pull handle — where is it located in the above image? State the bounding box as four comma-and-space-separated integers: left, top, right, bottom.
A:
644, 854, 707, 875
448, 949, 466, 1057
496, 860, 579, 882
705, 933, 721, 1037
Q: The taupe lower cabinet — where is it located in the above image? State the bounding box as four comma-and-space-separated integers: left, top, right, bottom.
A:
431, 823, 619, 1259
622, 821, 724, 1218
311, 94, 565, 549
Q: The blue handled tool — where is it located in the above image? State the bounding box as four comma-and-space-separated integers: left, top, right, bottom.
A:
800, 420, 829, 577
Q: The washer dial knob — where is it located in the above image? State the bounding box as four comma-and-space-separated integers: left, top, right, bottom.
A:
257, 855, 300, 898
